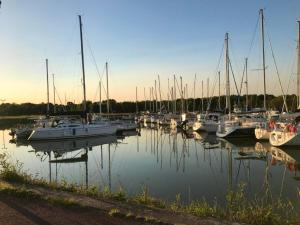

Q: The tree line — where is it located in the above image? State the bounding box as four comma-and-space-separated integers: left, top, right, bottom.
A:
0, 94, 297, 116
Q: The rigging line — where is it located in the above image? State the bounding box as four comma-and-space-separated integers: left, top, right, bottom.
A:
239, 61, 246, 96
266, 30, 289, 112
285, 51, 297, 96
83, 29, 108, 97
206, 42, 225, 111
175, 77, 184, 98
54, 87, 66, 111
229, 57, 241, 97
247, 13, 260, 58
84, 29, 104, 81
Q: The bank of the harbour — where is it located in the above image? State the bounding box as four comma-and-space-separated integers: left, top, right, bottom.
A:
0, 180, 241, 225
0, 152, 299, 225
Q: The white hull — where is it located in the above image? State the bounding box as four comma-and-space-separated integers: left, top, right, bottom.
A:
28, 124, 117, 141
269, 130, 300, 146
193, 121, 218, 133
255, 128, 270, 140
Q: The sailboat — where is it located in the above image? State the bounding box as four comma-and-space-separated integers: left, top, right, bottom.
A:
28, 15, 117, 141
269, 21, 300, 146
217, 11, 268, 139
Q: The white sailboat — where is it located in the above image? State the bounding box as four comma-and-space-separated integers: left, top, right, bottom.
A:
254, 111, 280, 140
217, 11, 268, 139
28, 15, 117, 141
269, 21, 300, 146
193, 112, 221, 133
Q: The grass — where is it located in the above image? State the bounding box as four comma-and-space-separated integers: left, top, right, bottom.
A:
108, 208, 123, 217
0, 152, 299, 225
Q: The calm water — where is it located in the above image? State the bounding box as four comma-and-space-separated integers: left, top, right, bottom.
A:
0, 122, 299, 205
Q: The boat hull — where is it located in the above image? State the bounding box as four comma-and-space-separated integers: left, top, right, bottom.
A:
217, 127, 255, 138
28, 125, 117, 141
269, 131, 300, 146
193, 121, 218, 133
255, 128, 270, 140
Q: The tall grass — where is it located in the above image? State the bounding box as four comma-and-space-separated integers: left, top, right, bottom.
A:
0, 152, 299, 225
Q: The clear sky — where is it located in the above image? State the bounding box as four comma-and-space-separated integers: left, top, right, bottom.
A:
0, 0, 299, 104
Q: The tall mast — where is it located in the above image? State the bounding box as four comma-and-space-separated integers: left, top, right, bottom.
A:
149, 87, 152, 112
99, 81, 102, 115
185, 83, 188, 112
144, 87, 146, 111
260, 9, 267, 110
46, 59, 50, 116
297, 21, 300, 109
180, 76, 184, 113
106, 62, 109, 114
167, 78, 170, 112
193, 74, 196, 112
206, 78, 209, 111
154, 80, 158, 113
201, 80, 204, 112
136, 86, 138, 114
174, 75, 176, 114
218, 71, 221, 110
78, 15, 87, 114
225, 33, 231, 114
171, 87, 173, 113
245, 58, 249, 111
52, 74, 56, 114
158, 75, 162, 112
152, 87, 155, 112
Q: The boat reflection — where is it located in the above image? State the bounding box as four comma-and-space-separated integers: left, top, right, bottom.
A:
30, 135, 118, 154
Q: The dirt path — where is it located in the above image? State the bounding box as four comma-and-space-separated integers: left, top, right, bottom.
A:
0, 180, 245, 225
0, 196, 153, 225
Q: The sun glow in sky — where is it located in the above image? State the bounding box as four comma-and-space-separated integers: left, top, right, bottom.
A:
0, 0, 299, 104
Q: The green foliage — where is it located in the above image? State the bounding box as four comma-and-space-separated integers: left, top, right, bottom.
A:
108, 208, 123, 217
133, 186, 166, 209
0, 94, 297, 116
0, 153, 299, 225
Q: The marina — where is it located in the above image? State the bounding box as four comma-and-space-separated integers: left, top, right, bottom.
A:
2, 122, 300, 206
0, 1, 300, 224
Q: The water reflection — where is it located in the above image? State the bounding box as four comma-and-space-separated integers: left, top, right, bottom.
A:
1, 126, 299, 204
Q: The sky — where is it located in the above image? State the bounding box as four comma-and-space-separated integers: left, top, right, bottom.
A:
0, 0, 299, 104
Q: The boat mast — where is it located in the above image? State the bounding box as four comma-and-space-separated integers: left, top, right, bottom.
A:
260, 9, 267, 110
158, 75, 162, 112
99, 81, 102, 115
185, 83, 188, 112
225, 33, 231, 115
201, 80, 204, 112
152, 87, 154, 112
135, 86, 138, 114
144, 87, 146, 111
245, 58, 249, 111
106, 62, 109, 115
78, 15, 87, 114
167, 78, 170, 112
218, 71, 221, 110
52, 73, 56, 114
46, 59, 50, 117
180, 76, 184, 113
154, 80, 158, 113
171, 87, 173, 113
193, 74, 196, 112
174, 75, 176, 114
297, 21, 300, 109
149, 87, 152, 112
207, 78, 209, 101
